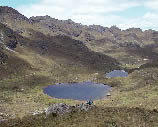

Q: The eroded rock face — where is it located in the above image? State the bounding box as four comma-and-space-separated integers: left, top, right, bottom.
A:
46, 103, 95, 116
0, 51, 8, 64
0, 30, 4, 44
0, 23, 18, 49
75, 103, 96, 112
46, 103, 72, 116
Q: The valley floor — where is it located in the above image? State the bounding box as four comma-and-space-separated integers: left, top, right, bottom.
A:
0, 66, 158, 127
0, 47, 158, 127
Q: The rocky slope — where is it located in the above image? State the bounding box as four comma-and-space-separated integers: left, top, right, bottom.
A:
0, 6, 158, 48
0, 23, 32, 78
1, 6, 158, 67
0, 6, 122, 80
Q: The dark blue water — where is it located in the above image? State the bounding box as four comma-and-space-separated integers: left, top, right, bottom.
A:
43, 81, 111, 101
106, 70, 128, 78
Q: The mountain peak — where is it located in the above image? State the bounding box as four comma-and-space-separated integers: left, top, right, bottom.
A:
0, 6, 28, 21
0, 6, 20, 15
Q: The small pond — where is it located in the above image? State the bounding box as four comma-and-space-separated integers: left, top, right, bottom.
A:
43, 81, 111, 101
106, 70, 128, 78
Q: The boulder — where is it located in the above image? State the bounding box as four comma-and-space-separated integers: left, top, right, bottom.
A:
46, 102, 96, 116
75, 103, 95, 111
46, 103, 72, 116
106, 93, 111, 96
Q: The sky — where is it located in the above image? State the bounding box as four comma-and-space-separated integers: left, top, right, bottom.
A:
1, 0, 158, 30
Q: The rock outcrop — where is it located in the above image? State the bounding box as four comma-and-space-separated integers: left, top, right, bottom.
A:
46, 103, 96, 116
75, 103, 96, 112
46, 103, 72, 116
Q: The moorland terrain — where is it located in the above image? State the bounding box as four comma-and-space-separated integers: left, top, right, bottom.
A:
0, 6, 158, 127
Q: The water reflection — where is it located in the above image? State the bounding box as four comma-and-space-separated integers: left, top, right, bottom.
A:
43, 81, 111, 101
106, 70, 128, 78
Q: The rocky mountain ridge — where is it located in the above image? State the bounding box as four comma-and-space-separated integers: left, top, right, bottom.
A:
0, 6, 158, 49
0, 11, 120, 79
0, 6, 158, 74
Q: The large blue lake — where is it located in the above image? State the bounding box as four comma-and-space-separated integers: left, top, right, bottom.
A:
43, 81, 111, 101
106, 70, 128, 78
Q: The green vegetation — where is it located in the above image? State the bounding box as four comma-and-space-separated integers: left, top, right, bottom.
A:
0, 6, 158, 127
1, 107, 158, 127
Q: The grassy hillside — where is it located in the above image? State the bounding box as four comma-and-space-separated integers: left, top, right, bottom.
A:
1, 6, 158, 69
1, 6, 158, 49
0, 6, 158, 127
0, 19, 121, 121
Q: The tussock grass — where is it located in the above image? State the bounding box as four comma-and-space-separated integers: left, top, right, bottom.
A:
1, 107, 158, 127
0, 16, 158, 126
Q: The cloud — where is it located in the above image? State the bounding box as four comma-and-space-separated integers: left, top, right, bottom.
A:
144, 0, 158, 10
71, 14, 123, 27
16, 0, 158, 30
17, 0, 140, 18
117, 12, 158, 30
